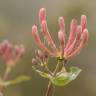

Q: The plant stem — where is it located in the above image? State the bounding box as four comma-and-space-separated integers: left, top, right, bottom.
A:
44, 59, 67, 96
0, 92, 3, 96
44, 65, 53, 76
53, 61, 60, 76
45, 82, 55, 96
3, 66, 11, 80
0, 66, 11, 95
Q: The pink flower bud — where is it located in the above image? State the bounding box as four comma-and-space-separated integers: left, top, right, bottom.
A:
0, 40, 13, 62
3, 43, 13, 61
36, 50, 48, 62
32, 25, 54, 56
0, 40, 25, 66
65, 25, 82, 55
41, 21, 57, 51
58, 31, 64, 46
81, 15, 87, 31
0, 40, 10, 54
67, 28, 88, 59
15, 44, 25, 58
32, 58, 38, 65
39, 8, 46, 23
81, 28, 89, 43
37, 50, 44, 59
65, 19, 77, 50
59, 17, 65, 32
58, 30, 65, 56
32, 25, 42, 44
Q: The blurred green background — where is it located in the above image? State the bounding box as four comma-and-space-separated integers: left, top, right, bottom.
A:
0, 0, 96, 96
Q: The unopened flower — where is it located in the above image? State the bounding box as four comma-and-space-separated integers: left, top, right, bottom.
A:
32, 58, 38, 65
32, 49, 48, 66
32, 8, 88, 61
0, 40, 25, 66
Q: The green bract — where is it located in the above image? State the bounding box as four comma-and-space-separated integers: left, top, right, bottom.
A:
49, 67, 82, 86
32, 66, 82, 86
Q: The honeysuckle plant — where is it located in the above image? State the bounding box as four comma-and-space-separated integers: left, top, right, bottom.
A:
0, 40, 30, 96
32, 8, 88, 96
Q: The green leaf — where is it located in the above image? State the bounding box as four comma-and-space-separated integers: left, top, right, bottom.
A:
8, 76, 30, 85
32, 66, 49, 78
0, 76, 30, 87
69, 67, 82, 80
49, 66, 82, 86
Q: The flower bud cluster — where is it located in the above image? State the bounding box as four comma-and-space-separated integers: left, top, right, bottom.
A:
32, 8, 88, 62
32, 50, 48, 66
0, 40, 25, 66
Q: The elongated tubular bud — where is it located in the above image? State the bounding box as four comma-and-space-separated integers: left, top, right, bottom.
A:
58, 30, 64, 56
32, 25, 42, 43
41, 21, 58, 52
58, 17, 65, 56
81, 29, 88, 43
67, 28, 88, 59
39, 8, 46, 23
81, 15, 87, 31
65, 19, 77, 51
59, 17, 65, 32
32, 25, 54, 56
65, 26, 82, 55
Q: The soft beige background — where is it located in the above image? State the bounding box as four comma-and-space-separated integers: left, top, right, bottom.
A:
0, 0, 96, 96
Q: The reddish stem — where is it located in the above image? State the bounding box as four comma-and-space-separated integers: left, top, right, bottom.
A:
45, 82, 55, 96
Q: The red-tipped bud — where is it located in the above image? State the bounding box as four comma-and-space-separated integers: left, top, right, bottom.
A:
41, 21, 57, 51
65, 25, 82, 55
41, 21, 48, 34
65, 19, 77, 50
39, 8, 46, 23
32, 25, 41, 44
82, 28, 88, 43
81, 15, 87, 31
67, 28, 88, 59
59, 17, 65, 32
32, 25, 54, 56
